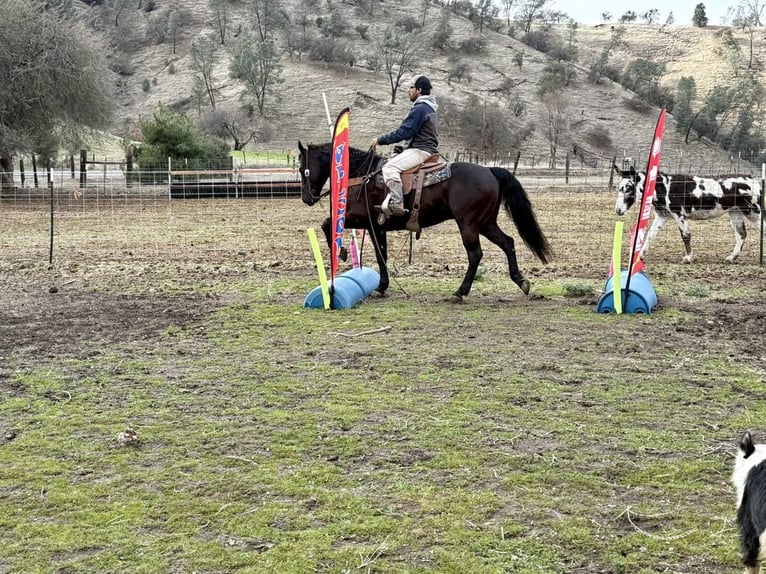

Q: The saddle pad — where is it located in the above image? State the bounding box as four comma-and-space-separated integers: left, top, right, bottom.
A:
422, 163, 452, 187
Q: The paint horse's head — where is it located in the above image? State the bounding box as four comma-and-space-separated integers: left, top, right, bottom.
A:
297, 141, 331, 206
613, 164, 645, 216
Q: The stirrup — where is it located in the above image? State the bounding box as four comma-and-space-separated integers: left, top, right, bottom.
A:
381, 194, 407, 216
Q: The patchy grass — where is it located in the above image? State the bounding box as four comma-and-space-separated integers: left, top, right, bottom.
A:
1, 196, 764, 573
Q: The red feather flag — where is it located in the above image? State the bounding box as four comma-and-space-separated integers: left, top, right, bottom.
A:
628, 109, 666, 277
330, 108, 350, 289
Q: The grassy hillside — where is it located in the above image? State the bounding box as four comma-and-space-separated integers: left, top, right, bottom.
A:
93, 0, 762, 171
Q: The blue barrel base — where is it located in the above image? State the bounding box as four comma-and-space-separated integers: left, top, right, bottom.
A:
596, 270, 658, 314
304, 266, 380, 309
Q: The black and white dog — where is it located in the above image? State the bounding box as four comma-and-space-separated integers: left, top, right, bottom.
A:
733, 432, 766, 573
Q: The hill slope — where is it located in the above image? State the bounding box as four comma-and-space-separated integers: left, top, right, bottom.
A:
99, 1, 761, 172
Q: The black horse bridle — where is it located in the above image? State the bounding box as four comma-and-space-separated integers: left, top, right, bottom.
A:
300, 146, 330, 203
301, 144, 380, 203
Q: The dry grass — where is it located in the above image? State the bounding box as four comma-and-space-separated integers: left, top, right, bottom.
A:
96, 2, 763, 171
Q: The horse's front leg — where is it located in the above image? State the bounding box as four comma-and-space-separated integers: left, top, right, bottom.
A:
321, 217, 348, 261
640, 212, 668, 262
726, 212, 747, 263
674, 216, 693, 264
371, 227, 389, 295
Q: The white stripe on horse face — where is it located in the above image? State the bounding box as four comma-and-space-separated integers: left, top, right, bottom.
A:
615, 176, 641, 215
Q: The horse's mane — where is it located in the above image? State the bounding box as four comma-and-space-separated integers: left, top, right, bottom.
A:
314, 142, 382, 177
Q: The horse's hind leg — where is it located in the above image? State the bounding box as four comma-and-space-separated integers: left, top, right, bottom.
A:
727, 211, 747, 262
481, 222, 529, 295
453, 228, 483, 302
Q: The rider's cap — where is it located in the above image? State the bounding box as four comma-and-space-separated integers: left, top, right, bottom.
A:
408, 75, 432, 93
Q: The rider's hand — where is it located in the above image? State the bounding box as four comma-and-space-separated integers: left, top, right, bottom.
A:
370, 138, 378, 149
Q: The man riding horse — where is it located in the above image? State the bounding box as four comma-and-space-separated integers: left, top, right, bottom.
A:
370, 74, 439, 218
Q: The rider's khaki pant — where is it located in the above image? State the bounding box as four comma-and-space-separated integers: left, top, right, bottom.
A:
381, 148, 432, 201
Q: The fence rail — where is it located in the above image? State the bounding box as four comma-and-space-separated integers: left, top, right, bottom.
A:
2, 168, 763, 275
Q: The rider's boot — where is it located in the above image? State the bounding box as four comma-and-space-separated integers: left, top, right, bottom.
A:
384, 180, 406, 216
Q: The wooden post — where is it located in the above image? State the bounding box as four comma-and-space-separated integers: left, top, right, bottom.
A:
19, 158, 25, 187
80, 149, 87, 187
0, 156, 12, 190
513, 151, 521, 174
32, 155, 39, 188
565, 153, 570, 184
70, 155, 75, 179
46, 157, 52, 185
126, 147, 133, 188
608, 155, 616, 189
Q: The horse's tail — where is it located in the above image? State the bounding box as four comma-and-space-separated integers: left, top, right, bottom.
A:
490, 167, 553, 264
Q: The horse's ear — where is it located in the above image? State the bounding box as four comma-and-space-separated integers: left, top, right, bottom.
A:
298, 141, 305, 154
740, 431, 755, 458
612, 163, 621, 174
629, 166, 637, 177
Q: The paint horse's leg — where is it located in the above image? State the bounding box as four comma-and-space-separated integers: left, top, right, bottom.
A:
673, 215, 694, 264
640, 211, 669, 262
726, 210, 747, 263
481, 222, 530, 295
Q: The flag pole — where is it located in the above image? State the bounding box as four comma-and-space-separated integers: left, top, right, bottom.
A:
322, 93, 334, 137
322, 93, 336, 307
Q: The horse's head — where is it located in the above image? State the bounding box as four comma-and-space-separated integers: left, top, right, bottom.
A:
298, 141, 331, 206
613, 164, 644, 216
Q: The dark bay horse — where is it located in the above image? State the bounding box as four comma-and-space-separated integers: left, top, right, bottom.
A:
298, 141, 552, 302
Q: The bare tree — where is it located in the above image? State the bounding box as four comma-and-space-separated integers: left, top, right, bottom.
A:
108, 0, 132, 27
739, 0, 766, 25
475, 0, 498, 33
501, 0, 518, 28
515, 0, 550, 33
209, 0, 230, 45
167, 8, 180, 54
249, 0, 287, 42
641, 8, 659, 24
0, 0, 112, 184
190, 36, 219, 109
376, 26, 422, 104
200, 104, 273, 150
537, 92, 569, 168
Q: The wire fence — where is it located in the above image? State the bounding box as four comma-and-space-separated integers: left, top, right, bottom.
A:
2, 167, 763, 281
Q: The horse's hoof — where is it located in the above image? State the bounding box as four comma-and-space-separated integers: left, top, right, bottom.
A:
449, 294, 464, 304
519, 279, 530, 295
371, 289, 387, 298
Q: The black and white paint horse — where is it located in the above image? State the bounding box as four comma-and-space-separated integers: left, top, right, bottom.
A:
613, 165, 763, 263
732, 432, 766, 574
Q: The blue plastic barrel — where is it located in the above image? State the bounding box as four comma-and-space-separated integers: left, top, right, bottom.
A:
596, 270, 658, 314
304, 266, 381, 309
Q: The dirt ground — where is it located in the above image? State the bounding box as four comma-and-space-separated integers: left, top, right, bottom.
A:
2, 194, 764, 384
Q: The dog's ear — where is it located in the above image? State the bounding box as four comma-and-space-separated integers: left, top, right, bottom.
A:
740, 431, 755, 458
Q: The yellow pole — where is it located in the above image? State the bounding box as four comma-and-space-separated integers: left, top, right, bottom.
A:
612, 221, 623, 314
307, 228, 330, 309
